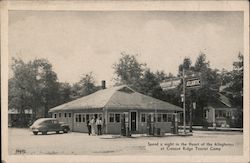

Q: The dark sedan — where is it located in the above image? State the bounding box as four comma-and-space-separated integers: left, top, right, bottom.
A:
30, 118, 70, 135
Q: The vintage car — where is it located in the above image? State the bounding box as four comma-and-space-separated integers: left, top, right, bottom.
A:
30, 118, 70, 135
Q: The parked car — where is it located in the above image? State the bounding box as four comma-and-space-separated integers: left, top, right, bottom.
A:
30, 118, 70, 135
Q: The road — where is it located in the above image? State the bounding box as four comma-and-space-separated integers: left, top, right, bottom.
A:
8, 128, 243, 155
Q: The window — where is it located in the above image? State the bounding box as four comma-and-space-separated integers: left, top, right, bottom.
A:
98, 114, 103, 120
86, 114, 90, 121
44, 120, 52, 124
109, 113, 114, 123
78, 114, 82, 122
115, 114, 120, 123
54, 113, 57, 118
75, 114, 78, 122
205, 111, 209, 119
157, 114, 162, 122
64, 113, 67, 117
163, 114, 167, 122
215, 111, 219, 118
222, 112, 226, 118
59, 113, 61, 118
82, 114, 86, 122
227, 111, 232, 117
68, 113, 71, 117
141, 113, 146, 122
167, 114, 173, 122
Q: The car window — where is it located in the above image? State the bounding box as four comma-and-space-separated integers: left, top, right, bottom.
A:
44, 120, 52, 124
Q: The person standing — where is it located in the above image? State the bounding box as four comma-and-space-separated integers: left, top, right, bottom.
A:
96, 118, 103, 135
90, 117, 96, 136
87, 120, 91, 136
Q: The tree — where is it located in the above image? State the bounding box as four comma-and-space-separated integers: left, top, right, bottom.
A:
219, 68, 233, 85
113, 52, 146, 90
113, 53, 169, 100
230, 52, 243, 99
58, 82, 72, 104
71, 72, 98, 98
9, 58, 39, 126
192, 53, 221, 125
32, 59, 60, 118
139, 69, 159, 96
9, 58, 60, 126
178, 57, 192, 75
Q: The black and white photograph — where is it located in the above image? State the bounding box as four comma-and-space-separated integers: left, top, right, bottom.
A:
1, 1, 249, 163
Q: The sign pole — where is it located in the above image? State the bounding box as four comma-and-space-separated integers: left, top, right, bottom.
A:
183, 68, 186, 134
189, 103, 193, 132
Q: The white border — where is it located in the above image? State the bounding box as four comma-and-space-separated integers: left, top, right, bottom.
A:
1, 1, 249, 163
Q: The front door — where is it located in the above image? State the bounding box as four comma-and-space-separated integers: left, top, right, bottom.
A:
131, 112, 137, 132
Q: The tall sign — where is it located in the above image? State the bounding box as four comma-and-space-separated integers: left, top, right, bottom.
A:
186, 78, 201, 89
160, 78, 181, 90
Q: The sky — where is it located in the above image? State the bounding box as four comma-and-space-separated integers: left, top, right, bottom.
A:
9, 11, 243, 87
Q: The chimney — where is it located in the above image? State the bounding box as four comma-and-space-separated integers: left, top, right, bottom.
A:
101, 80, 106, 89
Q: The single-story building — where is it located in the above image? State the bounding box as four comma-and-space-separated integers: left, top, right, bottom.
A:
8, 108, 33, 127
204, 93, 240, 127
49, 85, 182, 134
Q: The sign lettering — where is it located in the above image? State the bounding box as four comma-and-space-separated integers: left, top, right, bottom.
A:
186, 78, 201, 88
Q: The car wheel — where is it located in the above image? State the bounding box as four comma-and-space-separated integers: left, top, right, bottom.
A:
33, 131, 38, 135
42, 131, 47, 135
63, 128, 68, 133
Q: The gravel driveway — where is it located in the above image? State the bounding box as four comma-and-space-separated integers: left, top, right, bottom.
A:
8, 128, 243, 155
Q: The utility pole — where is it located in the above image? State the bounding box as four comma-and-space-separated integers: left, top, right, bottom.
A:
182, 68, 186, 134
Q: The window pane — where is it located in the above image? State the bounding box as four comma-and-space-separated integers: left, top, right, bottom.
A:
157, 114, 162, 122
75, 114, 78, 122
64, 113, 67, 117
109, 113, 114, 122
115, 114, 120, 123
163, 114, 167, 122
79, 114, 82, 122
69, 113, 71, 117
86, 114, 89, 121
215, 111, 219, 118
141, 114, 146, 122
219, 111, 222, 117
59, 113, 61, 117
167, 114, 173, 122
82, 114, 85, 122
54, 114, 57, 118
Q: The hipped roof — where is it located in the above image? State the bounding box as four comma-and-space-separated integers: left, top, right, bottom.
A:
49, 85, 182, 112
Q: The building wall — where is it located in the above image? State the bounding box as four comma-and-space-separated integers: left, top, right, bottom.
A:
52, 108, 103, 132
205, 106, 238, 127
52, 108, 177, 134
105, 109, 176, 134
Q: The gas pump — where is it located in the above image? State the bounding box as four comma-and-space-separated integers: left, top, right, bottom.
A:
124, 112, 130, 137
147, 113, 154, 135
175, 114, 179, 134
146, 114, 151, 135
151, 113, 155, 135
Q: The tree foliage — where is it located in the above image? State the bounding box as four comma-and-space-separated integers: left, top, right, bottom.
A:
9, 58, 67, 126
71, 72, 99, 98
113, 52, 146, 90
